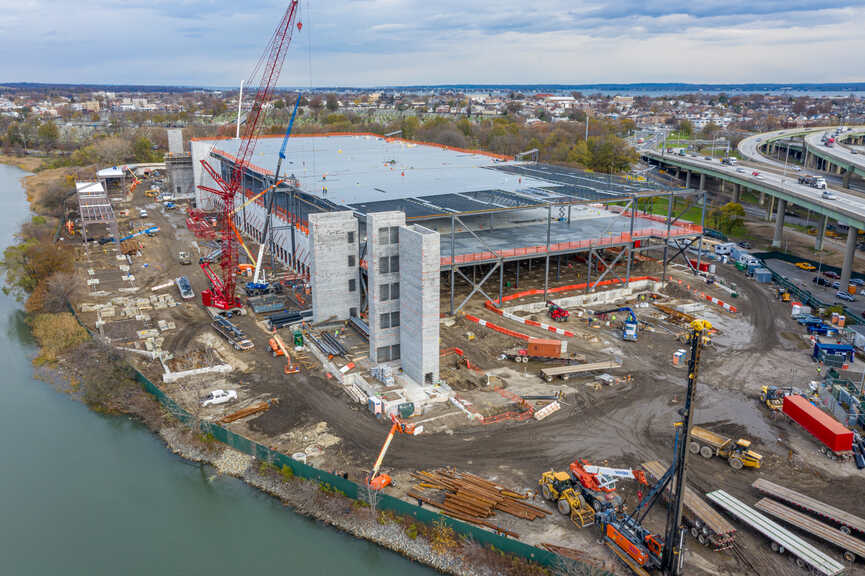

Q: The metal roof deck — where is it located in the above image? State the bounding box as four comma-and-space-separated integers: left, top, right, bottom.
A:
198, 134, 680, 217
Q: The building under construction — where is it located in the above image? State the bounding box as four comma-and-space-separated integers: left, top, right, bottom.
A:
190, 133, 704, 386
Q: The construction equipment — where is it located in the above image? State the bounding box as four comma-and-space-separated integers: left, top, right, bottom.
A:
118, 226, 159, 243
248, 93, 302, 296
196, 0, 302, 312
270, 331, 298, 374
548, 301, 569, 322
593, 307, 639, 341
598, 320, 712, 575
568, 459, 648, 513
126, 166, 142, 194
268, 337, 285, 357
367, 415, 423, 491
689, 426, 763, 470
760, 385, 795, 412
178, 251, 192, 265
539, 470, 596, 528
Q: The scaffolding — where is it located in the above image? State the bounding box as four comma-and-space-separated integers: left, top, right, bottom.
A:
76, 181, 118, 243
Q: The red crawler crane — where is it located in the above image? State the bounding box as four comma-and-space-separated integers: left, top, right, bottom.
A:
197, 1, 302, 311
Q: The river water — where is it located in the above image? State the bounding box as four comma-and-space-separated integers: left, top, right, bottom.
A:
0, 164, 434, 576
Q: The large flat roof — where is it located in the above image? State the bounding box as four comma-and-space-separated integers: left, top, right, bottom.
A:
193, 133, 676, 217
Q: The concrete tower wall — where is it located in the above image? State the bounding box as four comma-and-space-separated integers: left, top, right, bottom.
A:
399, 225, 440, 385
309, 211, 359, 323
366, 211, 405, 364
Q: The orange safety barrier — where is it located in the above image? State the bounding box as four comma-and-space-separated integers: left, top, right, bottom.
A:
463, 314, 531, 341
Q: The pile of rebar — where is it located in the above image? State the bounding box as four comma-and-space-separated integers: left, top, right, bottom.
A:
320, 332, 347, 356
407, 469, 549, 537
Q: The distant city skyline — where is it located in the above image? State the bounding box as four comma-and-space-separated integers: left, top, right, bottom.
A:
3, 1, 865, 86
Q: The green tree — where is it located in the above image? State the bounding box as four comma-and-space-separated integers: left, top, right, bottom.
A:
677, 119, 694, 137
717, 202, 745, 234
132, 136, 157, 162
37, 120, 59, 148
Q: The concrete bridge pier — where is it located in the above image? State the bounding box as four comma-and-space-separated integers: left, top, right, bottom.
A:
843, 169, 852, 188
815, 215, 828, 251
699, 173, 706, 191
772, 198, 787, 248
759, 190, 765, 205
841, 227, 858, 291
685, 171, 691, 188
733, 183, 741, 203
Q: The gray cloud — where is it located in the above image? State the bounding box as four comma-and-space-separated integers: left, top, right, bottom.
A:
1, 0, 864, 85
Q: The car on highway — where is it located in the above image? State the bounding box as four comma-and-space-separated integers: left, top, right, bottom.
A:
738, 241, 752, 249
836, 291, 856, 302
793, 166, 802, 172
852, 149, 859, 155
736, 167, 746, 173
824, 270, 840, 279
822, 191, 837, 200
202, 389, 238, 407
704, 156, 713, 161
795, 262, 816, 271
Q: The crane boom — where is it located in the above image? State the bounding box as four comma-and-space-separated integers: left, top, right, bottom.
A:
253, 94, 302, 285
196, 0, 301, 311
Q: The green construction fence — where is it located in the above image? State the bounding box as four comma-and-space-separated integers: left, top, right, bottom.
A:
133, 370, 611, 574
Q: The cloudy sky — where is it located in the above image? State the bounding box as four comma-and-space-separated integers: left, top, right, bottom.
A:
2, 0, 864, 86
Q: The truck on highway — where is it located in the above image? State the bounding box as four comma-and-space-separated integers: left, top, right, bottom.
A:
688, 426, 763, 469
721, 157, 737, 166
799, 174, 827, 189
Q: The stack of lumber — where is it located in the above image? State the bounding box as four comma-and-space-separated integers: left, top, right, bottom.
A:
407, 468, 550, 538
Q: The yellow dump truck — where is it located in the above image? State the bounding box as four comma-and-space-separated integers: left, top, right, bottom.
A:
689, 426, 762, 470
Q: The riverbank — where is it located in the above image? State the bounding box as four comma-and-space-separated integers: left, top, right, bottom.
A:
0, 157, 551, 576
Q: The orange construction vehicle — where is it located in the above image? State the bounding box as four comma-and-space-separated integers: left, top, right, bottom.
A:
270, 332, 298, 374
367, 415, 423, 491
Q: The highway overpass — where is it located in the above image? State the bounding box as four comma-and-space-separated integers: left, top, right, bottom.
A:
803, 129, 865, 187
642, 148, 864, 290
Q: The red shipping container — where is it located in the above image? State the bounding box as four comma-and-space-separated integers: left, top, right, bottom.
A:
527, 338, 563, 358
783, 395, 853, 453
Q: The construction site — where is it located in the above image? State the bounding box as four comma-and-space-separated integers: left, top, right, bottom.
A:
60, 4, 865, 576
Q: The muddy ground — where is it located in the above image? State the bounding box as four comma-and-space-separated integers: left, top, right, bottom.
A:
74, 183, 865, 576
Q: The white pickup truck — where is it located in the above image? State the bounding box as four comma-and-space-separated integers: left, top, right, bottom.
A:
202, 389, 237, 407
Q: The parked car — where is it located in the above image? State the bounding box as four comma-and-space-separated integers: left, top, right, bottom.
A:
202, 389, 237, 407
824, 271, 840, 279
738, 241, 752, 249
850, 278, 865, 287
832, 281, 841, 289
796, 262, 816, 271
836, 291, 856, 302
813, 276, 831, 286
139, 209, 148, 218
